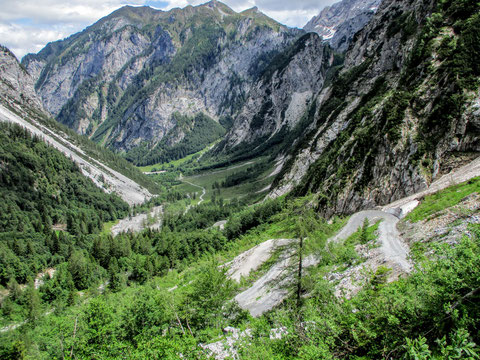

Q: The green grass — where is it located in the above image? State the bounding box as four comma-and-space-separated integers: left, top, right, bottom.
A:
177, 157, 274, 204
101, 220, 120, 236
138, 141, 218, 172
406, 177, 480, 222
163, 198, 191, 216
344, 220, 381, 247
217, 204, 347, 267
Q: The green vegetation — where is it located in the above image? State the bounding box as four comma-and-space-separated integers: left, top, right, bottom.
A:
406, 177, 480, 222
292, 76, 388, 202
286, 0, 480, 209
126, 113, 226, 166
178, 158, 274, 204
138, 140, 218, 173
0, 122, 129, 285
343, 218, 381, 247
3, 1, 480, 358
219, 162, 269, 188
89, 7, 292, 155
0, 171, 479, 359
4, 102, 161, 194
404, 0, 480, 160
260, 33, 318, 81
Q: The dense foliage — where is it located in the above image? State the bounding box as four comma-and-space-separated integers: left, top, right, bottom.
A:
0, 122, 129, 285
11, 103, 162, 194
1, 184, 478, 359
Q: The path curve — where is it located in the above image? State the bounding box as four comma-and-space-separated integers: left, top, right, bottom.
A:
181, 178, 206, 214
331, 210, 412, 272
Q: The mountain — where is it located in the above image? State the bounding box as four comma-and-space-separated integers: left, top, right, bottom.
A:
0, 46, 158, 204
304, 0, 381, 52
0, 46, 44, 111
22, 1, 302, 165
215, 32, 334, 160
271, 0, 480, 216
1, 0, 480, 357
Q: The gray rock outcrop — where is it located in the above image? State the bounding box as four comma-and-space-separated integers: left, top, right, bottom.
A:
304, 0, 382, 52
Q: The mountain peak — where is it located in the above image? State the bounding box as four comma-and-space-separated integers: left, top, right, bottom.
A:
304, 0, 381, 51
242, 6, 260, 15
198, 0, 236, 15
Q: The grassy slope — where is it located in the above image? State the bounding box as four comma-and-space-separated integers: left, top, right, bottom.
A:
406, 176, 480, 222
138, 140, 219, 172
2, 177, 480, 359
177, 157, 274, 203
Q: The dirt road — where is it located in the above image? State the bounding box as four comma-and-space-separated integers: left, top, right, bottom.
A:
181, 178, 206, 214
331, 210, 412, 272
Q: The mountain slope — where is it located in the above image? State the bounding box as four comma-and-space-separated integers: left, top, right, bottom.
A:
0, 45, 157, 204
213, 32, 334, 162
23, 2, 302, 165
272, 0, 480, 216
304, 0, 381, 52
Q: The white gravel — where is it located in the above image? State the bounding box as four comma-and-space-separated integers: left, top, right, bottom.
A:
111, 206, 163, 236
225, 239, 294, 282
331, 210, 412, 272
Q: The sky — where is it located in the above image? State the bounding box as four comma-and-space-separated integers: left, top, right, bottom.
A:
0, 0, 338, 60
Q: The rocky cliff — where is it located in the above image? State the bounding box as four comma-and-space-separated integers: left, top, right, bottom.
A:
0, 46, 44, 111
272, 0, 480, 216
216, 32, 334, 159
304, 0, 381, 52
0, 44, 158, 204
23, 1, 302, 165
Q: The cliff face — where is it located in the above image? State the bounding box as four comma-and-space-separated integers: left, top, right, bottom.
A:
23, 2, 302, 164
273, 0, 480, 216
0, 45, 155, 205
0, 46, 44, 111
304, 0, 381, 52
216, 33, 334, 157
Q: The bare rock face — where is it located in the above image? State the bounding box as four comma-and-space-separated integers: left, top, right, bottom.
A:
218, 33, 333, 154
0, 46, 44, 111
304, 0, 382, 51
272, 0, 480, 216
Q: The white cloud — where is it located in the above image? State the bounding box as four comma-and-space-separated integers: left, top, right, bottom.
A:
0, 0, 338, 59
0, 22, 68, 59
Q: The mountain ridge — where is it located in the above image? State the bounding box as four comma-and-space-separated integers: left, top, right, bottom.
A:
22, 1, 301, 165
0, 47, 158, 204
304, 0, 381, 51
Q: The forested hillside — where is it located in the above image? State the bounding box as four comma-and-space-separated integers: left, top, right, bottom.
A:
125, 113, 226, 166
0, 122, 129, 285
1, 181, 479, 359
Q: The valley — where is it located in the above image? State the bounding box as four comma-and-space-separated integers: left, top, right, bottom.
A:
0, 0, 479, 358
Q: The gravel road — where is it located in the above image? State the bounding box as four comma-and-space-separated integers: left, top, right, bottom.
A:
331, 210, 412, 272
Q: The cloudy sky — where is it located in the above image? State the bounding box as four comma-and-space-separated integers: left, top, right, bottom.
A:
0, 0, 337, 60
